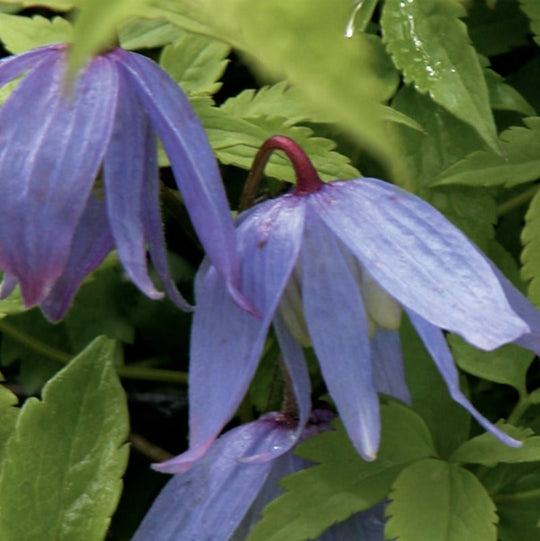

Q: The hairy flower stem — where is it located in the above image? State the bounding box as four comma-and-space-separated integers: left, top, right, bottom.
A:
239, 135, 323, 211
279, 357, 300, 422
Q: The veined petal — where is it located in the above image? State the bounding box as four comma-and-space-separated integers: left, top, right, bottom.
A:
40, 195, 114, 322
140, 122, 191, 311
0, 53, 118, 306
371, 329, 411, 405
156, 197, 305, 473
135, 418, 290, 541
111, 49, 245, 304
408, 309, 522, 447
240, 312, 312, 463
311, 179, 528, 350
0, 44, 63, 87
302, 211, 380, 461
103, 71, 162, 301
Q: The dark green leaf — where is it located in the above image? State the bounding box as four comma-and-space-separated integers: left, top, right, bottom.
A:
0, 375, 18, 465
519, 0, 540, 45
386, 458, 497, 541
435, 117, 540, 188
401, 315, 471, 457
448, 334, 534, 393
522, 187, 540, 307
381, 0, 500, 152
247, 401, 435, 541
0, 336, 129, 541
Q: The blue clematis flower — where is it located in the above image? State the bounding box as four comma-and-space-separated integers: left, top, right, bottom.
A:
160, 135, 540, 469
133, 410, 387, 541
0, 43, 245, 321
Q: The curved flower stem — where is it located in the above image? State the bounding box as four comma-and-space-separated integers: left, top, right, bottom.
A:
0, 319, 188, 384
239, 136, 323, 211
507, 392, 531, 425
497, 185, 539, 217
130, 431, 173, 462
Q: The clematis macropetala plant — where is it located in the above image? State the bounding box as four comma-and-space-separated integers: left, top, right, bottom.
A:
0, 43, 245, 321
158, 135, 540, 471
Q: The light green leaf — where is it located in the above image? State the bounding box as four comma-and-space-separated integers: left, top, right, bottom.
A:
69, 0, 149, 75
247, 401, 435, 541
522, 187, 540, 307
401, 315, 471, 458
159, 31, 230, 95
386, 458, 498, 541
0, 13, 72, 53
0, 336, 129, 541
119, 17, 183, 50
434, 117, 540, 188
0, 285, 25, 318
519, 0, 540, 45
450, 425, 540, 466
381, 0, 501, 153
0, 375, 18, 465
191, 98, 360, 182
221, 82, 313, 127
151, 0, 406, 178
448, 334, 534, 393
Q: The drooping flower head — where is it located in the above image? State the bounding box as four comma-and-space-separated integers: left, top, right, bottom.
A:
0, 43, 246, 321
161, 135, 540, 472
134, 410, 386, 541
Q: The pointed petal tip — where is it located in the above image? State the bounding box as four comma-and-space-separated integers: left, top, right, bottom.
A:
151, 441, 213, 474
227, 282, 260, 318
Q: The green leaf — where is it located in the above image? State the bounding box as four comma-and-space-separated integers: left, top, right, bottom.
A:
401, 315, 471, 457
0, 13, 73, 53
69, 0, 149, 75
450, 425, 540, 466
448, 334, 534, 394
519, 0, 540, 45
381, 0, 500, 153
392, 85, 485, 190
465, 0, 531, 56
0, 336, 129, 541
386, 458, 498, 541
522, 180, 540, 307
247, 401, 435, 541
422, 185, 496, 251
119, 17, 183, 50
191, 98, 361, 182
484, 65, 536, 115
435, 117, 540, 187
159, 31, 230, 95
0, 0, 74, 9
152, 0, 406, 177
0, 375, 18, 465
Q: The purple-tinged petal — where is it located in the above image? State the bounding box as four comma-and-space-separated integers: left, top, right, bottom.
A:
0, 53, 118, 306
240, 312, 312, 463
140, 122, 192, 311
407, 309, 522, 447
156, 197, 306, 473
40, 195, 114, 322
371, 329, 411, 405
0, 44, 63, 87
135, 417, 293, 541
103, 71, 163, 301
110, 49, 247, 306
302, 211, 380, 461
310, 179, 528, 350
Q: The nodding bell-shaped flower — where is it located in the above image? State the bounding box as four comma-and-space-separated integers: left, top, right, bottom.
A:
134, 410, 387, 541
0, 43, 246, 321
159, 135, 540, 472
